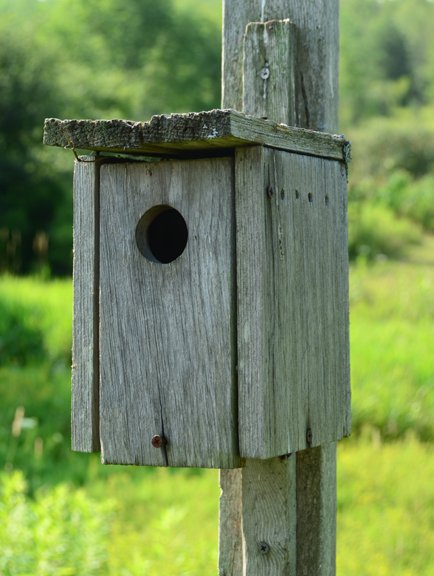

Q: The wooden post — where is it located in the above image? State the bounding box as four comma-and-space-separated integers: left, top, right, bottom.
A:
219, 1, 340, 575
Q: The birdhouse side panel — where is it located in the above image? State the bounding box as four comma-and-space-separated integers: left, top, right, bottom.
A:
72, 159, 100, 453
237, 146, 350, 458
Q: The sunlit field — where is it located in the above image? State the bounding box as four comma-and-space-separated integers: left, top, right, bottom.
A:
1, 236, 433, 574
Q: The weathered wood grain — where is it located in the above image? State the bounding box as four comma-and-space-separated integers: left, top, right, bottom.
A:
296, 443, 337, 576
223, 0, 340, 132
43, 110, 349, 163
243, 20, 296, 124
220, 2, 344, 575
99, 158, 240, 468
218, 469, 244, 576
241, 458, 297, 576
236, 146, 350, 458
219, 458, 297, 576
71, 159, 100, 452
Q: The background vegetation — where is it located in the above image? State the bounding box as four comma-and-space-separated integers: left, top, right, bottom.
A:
1, 0, 433, 574
2, 0, 434, 274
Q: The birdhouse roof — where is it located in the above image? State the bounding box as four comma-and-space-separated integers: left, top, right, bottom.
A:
44, 109, 350, 163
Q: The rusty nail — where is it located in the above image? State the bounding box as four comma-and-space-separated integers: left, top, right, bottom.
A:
258, 541, 270, 555
266, 185, 274, 198
151, 434, 167, 449
306, 428, 313, 446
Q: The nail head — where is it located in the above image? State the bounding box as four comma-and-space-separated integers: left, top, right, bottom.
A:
151, 434, 167, 449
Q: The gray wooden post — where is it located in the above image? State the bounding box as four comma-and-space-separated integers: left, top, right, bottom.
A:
219, 1, 340, 575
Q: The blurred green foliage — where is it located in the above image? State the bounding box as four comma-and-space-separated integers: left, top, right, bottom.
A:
348, 202, 422, 262
350, 237, 434, 440
337, 437, 434, 576
0, 259, 433, 573
1, 0, 434, 271
0, 471, 114, 575
1, 2, 433, 574
0, 0, 221, 275
0, 300, 45, 365
347, 109, 434, 260
340, 0, 434, 125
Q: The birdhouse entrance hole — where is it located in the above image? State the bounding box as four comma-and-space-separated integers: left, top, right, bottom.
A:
135, 205, 188, 264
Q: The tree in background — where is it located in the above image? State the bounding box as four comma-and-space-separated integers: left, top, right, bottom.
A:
340, 0, 434, 127
341, 0, 434, 261
0, 0, 220, 275
2, 0, 434, 274
0, 26, 71, 275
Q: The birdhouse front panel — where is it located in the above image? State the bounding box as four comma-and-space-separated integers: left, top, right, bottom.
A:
98, 158, 240, 468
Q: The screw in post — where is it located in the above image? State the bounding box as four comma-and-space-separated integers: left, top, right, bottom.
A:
266, 185, 274, 199
260, 62, 270, 80
258, 541, 270, 555
306, 428, 313, 447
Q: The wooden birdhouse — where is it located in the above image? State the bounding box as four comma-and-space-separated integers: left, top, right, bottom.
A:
44, 109, 351, 469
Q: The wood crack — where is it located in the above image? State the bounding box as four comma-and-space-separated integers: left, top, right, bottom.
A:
300, 72, 310, 128
158, 392, 169, 466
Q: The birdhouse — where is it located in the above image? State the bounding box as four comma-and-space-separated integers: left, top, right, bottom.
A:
44, 109, 351, 469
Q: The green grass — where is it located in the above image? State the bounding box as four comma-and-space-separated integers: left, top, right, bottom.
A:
2, 441, 433, 575
91, 437, 434, 576
0, 235, 434, 574
0, 275, 72, 365
0, 471, 113, 576
337, 436, 434, 576
350, 236, 434, 440
96, 469, 220, 575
